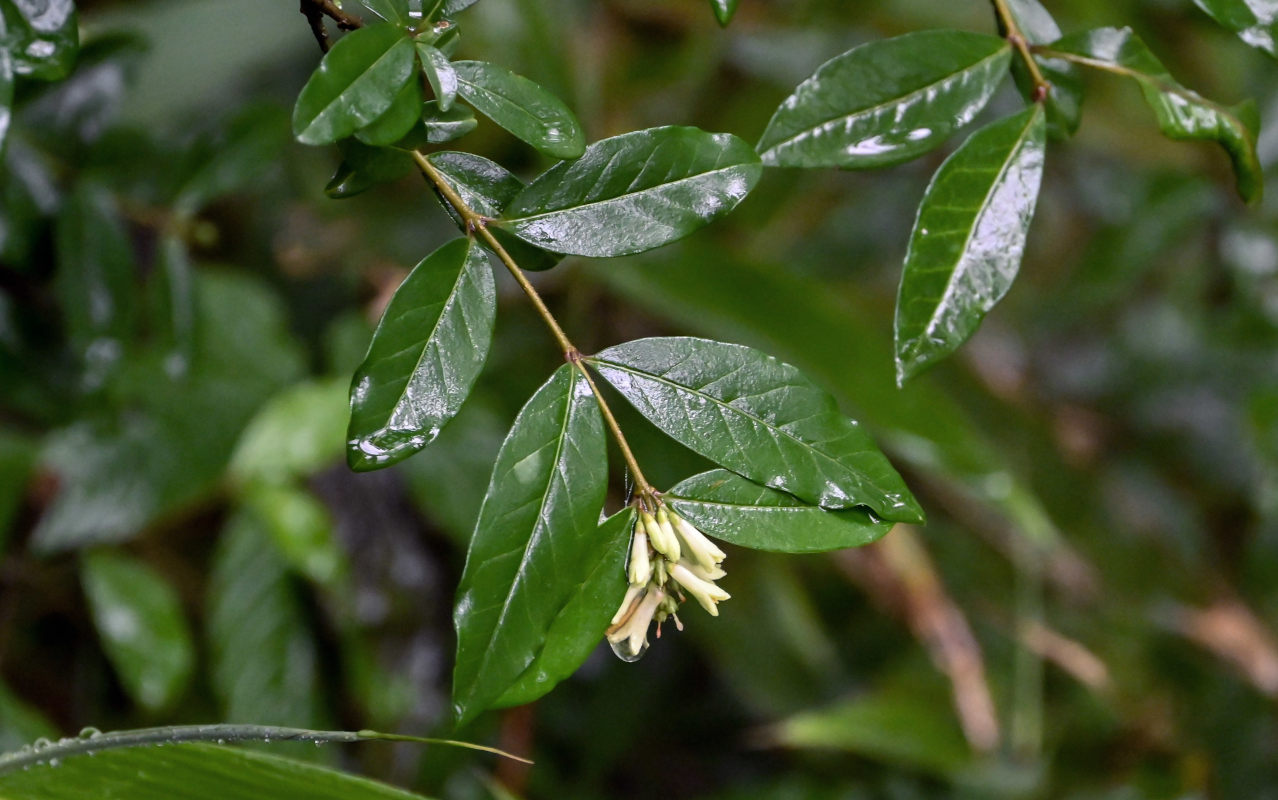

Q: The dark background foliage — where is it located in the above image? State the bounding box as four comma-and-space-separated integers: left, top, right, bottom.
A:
3, 0, 1278, 797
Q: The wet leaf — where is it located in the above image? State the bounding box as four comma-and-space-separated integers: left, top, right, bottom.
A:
426, 151, 561, 270
453, 60, 585, 159
359, 0, 411, 25
0, 0, 78, 81
325, 140, 414, 199
82, 551, 195, 712
709, 0, 740, 26
1001, 0, 1082, 139
894, 105, 1047, 383
452, 365, 608, 725
355, 75, 423, 146
0, 744, 435, 800
498, 126, 762, 258
757, 30, 1011, 169
494, 507, 632, 708
416, 100, 476, 143
293, 23, 416, 146
1193, 0, 1278, 57
1047, 26, 1263, 203
667, 470, 890, 553
416, 42, 457, 111
586, 337, 922, 522
347, 238, 496, 471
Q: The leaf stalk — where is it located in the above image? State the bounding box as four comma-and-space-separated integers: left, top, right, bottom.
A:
991, 0, 1051, 101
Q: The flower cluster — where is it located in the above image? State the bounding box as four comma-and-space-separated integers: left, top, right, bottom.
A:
606, 501, 729, 661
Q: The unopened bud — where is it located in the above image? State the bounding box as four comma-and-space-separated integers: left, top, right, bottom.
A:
643, 510, 680, 562
628, 527, 652, 585
679, 558, 726, 582
669, 562, 730, 616
670, 511, 725, 569
610, 584, 646, 626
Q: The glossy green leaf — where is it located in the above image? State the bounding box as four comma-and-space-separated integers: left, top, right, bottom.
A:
1193, 0, 1278, 57
1047, 27, 1263, 203
426, 151, 561, 270
347, 238, 496, 471
0, 0, 78, 81
757, 30, 1011, 169
709, 0, 740, 26
230, 378, 349, 485
498, 126, 762, 258
208, 513, 324, 729
1002, 0, 1082, 139
81, 551, 196, 712
355, 75, 423, 146
667, 469, 890, 553
325, 140, 414, 199
360, 0, 411, 25
452, 60, 585, 159
494, 507, 632, 708
417, 100, 477, 143
0, 743, 434, 800
586, 337, 922, 522
416, 42, 457, 111
292, 23, 416, 146
452, 365, 608, 725
894, 105, 1047, 383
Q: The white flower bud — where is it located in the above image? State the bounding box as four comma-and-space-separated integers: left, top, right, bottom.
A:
628, 527, 652, 586
607, 586, 665, 656
643, 510, 680, 562
670, 511, 725, 569
610, 584, 646, 626
678, 558, 726, 582
669, 562, 730, 616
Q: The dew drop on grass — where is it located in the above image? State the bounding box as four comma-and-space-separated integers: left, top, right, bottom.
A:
78, 727, 101, 739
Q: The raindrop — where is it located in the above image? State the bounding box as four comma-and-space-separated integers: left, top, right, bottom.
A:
32, 738, 51, 751
78, 727, 101, 740
609, 636, 649, 663
47, 758, 60, 768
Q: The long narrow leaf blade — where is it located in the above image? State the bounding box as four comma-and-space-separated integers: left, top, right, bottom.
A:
586, 337, 922, 522
348, 238, 496, 471
498, 126, 762, 258
452, 60, 585, 159
668, 470, 891, 552
452, 365, 608, 725
894, 105, 1047, 383
757, 30, 1011, 169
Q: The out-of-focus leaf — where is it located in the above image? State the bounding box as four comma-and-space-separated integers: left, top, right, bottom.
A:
347, 238, 496, 471
360, 0, 411, 25
0, 744, 435, 800
0, 30, 10, 156
54, 183, 136, 382
173, 106, 289, 216
587, 337, 922, 521
426, 151, 561, 270
417, 42, 457, 111
230, 378, 348, 485
756, 30, 1011, 169
709, 0, 740, 26
498, 126, 762, 258
207, 512, 324, 729
150, 236, 195, 374
895, 105, 1047, 383
1002, 0, 1082, 139
355, 75, 423, 146
0, 0, 78, 81
81, 551, 195, 712
452, 60, 585, 159
452, 365, 607, 725
325, 139, 414, 199
0, 680, 56, 754
0, 431, 33, 553
494, 507, 632, 708
18, 33, 143, 148
414, 100, 476, 143
667, 469, 890, 552
1046, 27, 1263, 203
292, 23, 416, 146
1193, 0, 1278, 58
243, 483, 345, 588
0, 143, 54, 264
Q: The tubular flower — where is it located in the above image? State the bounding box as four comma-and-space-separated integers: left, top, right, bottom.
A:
643, 510, 680, 562
628, 529, 652, 585
670, 510, 725, 569
669, 561, 731, 616
606, 586, 665, 661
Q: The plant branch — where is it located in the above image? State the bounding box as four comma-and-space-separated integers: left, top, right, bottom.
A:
410, 151, 654, 495
299, 0, 364, 52
990, 0, 1051, 102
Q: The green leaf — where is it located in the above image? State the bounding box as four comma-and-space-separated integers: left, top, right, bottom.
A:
667, 470, 890, 553
416, 42, 457, 111
81, 551, 196, 712
173, 106, 290, 217
426, 151, 561, 270
586, 337, 922, 522
1193, 0, 1278, 58
497, 126, 762, 258
1001, 0, 1082, 139
292, 23, 417, 146
355, 74, 423, 146
756, 30, 1012, 169
1047, 26, 1263, 203
325, 140, 414, 199
709, 0, 740, 26
416, 99, 477, 143
230, 378, 349, 485
494, 507, 632, 708
360, 0, 411, 25
0, 37, 11, 158
347, 238, 496, 471
452, 365, 608, 725
894, 105, 1047, 384
243, 483, 346, 588
0, 743, 434, 800
0, 0, 78, 81
452, 60, 585, 159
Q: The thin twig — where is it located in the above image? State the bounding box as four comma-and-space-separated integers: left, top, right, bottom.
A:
299, 0, 365, 52
991, 0, 1051, 102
